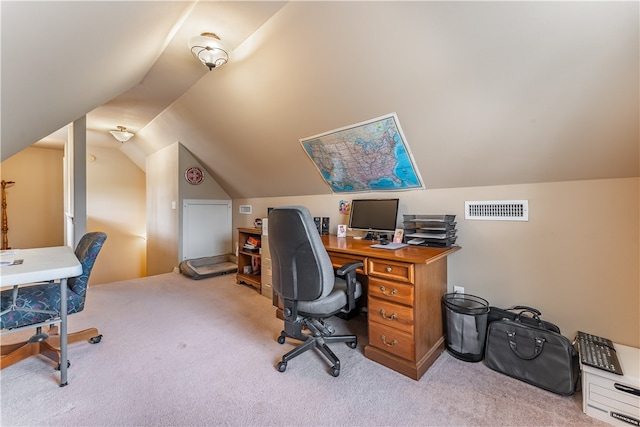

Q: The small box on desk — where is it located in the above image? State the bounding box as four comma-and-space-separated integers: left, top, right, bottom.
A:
582, 343, 640, 426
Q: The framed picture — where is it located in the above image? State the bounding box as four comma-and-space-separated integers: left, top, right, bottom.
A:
393, 228, 404, 243
337, 224, 347, 238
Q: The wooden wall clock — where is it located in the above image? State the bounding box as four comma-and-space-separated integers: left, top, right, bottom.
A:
185, 166, 204, 185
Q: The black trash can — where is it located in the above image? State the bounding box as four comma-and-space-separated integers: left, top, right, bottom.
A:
442, 293, 490, 362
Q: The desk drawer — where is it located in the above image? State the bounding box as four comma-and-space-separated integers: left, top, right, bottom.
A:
368, 297, 414, 334
328, 253, 366, 274
369, 322, 415, 361
367, 258, 414, 284
368, 277, 414, 306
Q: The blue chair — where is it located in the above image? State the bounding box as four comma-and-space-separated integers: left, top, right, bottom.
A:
0, 232, 107, 369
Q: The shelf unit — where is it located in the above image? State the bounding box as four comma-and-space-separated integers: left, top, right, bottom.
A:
402, 214, 458, 248
236, 227, 262, 292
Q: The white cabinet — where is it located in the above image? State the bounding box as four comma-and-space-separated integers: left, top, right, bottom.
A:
582, 343, 640, 426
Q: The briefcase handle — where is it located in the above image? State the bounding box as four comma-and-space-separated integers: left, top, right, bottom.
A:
510, 305, 542, 316
507, 332, 546, 360
514, 310, 550, 330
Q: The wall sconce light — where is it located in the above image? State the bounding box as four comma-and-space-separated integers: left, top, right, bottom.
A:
110, 126, 134, 142
188, 32, 229, 71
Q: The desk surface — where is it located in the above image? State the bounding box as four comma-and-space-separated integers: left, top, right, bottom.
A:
0, 246, 82, 286
321, 235, 460, 264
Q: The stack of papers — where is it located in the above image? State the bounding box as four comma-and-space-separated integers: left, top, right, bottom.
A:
0, 249, 20, 266
370, 242, 408, 250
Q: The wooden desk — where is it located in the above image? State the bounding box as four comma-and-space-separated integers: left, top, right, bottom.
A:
1, 246, 82, 386
321, 236, 460, 380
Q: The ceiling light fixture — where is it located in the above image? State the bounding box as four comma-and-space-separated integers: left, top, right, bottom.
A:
110, 126, 134, 142
188, 32, 229, 71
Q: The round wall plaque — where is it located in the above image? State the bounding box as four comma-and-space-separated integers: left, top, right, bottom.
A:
185, 166, 204, 185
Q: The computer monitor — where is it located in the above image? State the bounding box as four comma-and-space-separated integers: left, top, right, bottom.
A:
348, 198, 399, 240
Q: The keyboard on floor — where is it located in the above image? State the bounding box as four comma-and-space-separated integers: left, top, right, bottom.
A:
576, 331, 623, 375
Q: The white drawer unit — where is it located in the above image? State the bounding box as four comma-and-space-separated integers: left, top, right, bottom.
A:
582, 343, 640, 426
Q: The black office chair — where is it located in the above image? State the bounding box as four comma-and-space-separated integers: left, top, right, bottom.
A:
269, 206, 362, 377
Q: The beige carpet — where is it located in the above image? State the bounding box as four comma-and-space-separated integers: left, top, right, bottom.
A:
1, 273, 606, 426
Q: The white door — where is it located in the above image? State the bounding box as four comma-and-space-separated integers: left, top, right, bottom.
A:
182, 200, 232, 260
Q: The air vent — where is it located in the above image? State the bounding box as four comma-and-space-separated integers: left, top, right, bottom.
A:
465, 200, 528, 221
239, 205, 252, 214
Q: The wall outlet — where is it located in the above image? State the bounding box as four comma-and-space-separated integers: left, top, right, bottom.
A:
454, 285, 465, 294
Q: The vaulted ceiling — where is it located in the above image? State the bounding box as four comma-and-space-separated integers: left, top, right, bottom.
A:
2, 1, 638, 199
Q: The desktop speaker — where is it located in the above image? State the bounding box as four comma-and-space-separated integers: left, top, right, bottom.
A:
321, 217, 330, 235
314, 217, 321, 234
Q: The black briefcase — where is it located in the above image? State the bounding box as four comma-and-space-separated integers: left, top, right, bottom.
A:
488, 305, 561, 334
485, 315, 579, 395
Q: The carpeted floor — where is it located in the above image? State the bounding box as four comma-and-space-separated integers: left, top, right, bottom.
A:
1, 272, 606, 426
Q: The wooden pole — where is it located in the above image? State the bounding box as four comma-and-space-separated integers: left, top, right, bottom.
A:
1, 180, 15, 250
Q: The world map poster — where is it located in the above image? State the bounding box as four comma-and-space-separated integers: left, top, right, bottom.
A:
300, 113, 424, 193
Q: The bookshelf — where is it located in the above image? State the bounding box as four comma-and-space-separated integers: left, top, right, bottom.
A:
236, 227, 262, 292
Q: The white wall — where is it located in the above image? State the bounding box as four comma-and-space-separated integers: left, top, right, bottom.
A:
178, 144, 231, 260
0, 145, 147, 285
146, 143, 179, 276
233, 177, 639, 347
146, 142, 232, 275
0, 147, 64, 248
86, 146, 146, 282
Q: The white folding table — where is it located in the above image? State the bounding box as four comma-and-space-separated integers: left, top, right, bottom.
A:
0, 246, 82, 386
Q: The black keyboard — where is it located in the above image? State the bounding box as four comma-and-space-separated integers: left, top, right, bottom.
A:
577, 331, 623, 375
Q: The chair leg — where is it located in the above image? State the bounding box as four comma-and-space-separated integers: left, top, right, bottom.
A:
323, 334, 357, 345
0, 341, 39, 369
276, 321, 358, 377
0, 327, 102, 370
316, 338, 340, 370
281, 335, 315, 363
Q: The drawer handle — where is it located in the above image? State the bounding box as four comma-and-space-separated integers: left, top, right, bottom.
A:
381, 335, 398, 347
379, 286, 397, 296
385, 266, 392, 273
614, 383, 640, 396
379, 309, 398, 321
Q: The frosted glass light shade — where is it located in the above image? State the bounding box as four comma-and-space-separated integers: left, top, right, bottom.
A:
188, 32, 229, 71
110, 126, 134, 142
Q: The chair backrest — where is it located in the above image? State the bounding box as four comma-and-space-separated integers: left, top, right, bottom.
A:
68, 231, 107, 298
268, 206, 335, 302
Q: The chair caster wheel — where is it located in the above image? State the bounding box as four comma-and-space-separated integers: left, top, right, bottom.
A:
277, 361, 287, 372
347, 340, 357, 349
89, 335, 102, 344
331, 366, 340, 377
277, 334, 286, 344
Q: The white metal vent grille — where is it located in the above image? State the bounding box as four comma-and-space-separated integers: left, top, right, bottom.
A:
465, 200, 528, 221
239, 205, 252, 214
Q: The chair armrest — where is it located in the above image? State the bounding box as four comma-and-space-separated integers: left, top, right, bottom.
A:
336, 261, 362, 277
336, 261, 363, 312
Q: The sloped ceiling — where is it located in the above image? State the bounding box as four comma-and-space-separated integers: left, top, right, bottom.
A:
2, 1, 638, 199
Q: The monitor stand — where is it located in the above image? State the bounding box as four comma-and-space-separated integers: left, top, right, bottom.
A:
363, 231, 390, 241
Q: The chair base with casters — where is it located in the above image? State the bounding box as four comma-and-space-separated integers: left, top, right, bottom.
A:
0, 326, 102, 370
273, 259, 363, 377
276, 314, 358, 377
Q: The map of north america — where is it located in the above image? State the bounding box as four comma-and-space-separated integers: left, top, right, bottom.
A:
300, 115, 423, 193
